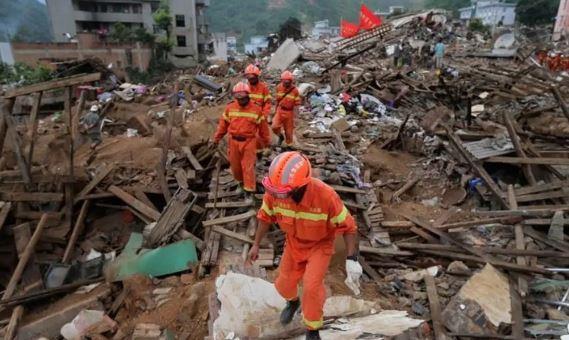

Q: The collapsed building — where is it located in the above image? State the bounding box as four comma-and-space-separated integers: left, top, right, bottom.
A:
1, 9, 569, 340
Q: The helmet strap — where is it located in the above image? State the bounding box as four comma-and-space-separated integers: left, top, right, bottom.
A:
290, 185, 307, 204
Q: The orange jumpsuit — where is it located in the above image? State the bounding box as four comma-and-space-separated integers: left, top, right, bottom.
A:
249, 82, 272, 150
257, 178, 357, 330
213, 100, 270, 192
272, 83, 300, 145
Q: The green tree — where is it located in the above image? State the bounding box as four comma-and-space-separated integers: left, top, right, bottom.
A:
517, 0, 559, 26
109, 23, 133, 43
153, 0, 173, 39
469, 18, 489, 33
133, 27, 155, 44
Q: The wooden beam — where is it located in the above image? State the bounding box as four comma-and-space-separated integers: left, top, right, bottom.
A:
211, 225, 254, 244
424, 275, 448, 340
524, 227, 569, 253
109, 185, 161, 221
3, 73, 101, 98
359, 245, 413, 256
445, 127, 509, 208
551, 85, 569, 122
64, 86, 74, 230
504, 113, 537, 185
515, 189, 569, 203
515, 180, 569, 196
399, 212, 549, 274
1, 214, 47, 301
205, 200, 253, 209
5, 115, 31, 184
397, 242, 569, 257
72, 90, 85, 143
4, 305, 23, 340
181, 146, 204, 171
74, 164, 113, 203
509, 277, 525, 339
509, 185, 528, 296
202, 210, 257, 227
487, 156, 569, 165
0, 192, 63, 202
26, 91, 42, 176
0, 98, 15, 159
62, 200, 90, 264
330, 185, 367, 194
0, 202, 12, 233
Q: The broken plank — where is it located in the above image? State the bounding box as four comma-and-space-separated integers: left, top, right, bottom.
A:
182, 146, 204, 171
74, 164, 114, 203
26, 91, 42, 175
359, 245, 413, 256
524, 227, 569, 253
509, 277, 525, 339
410, 226, 439, 243
445, 127, 509, 208
487, 156, 569, 165
62, 200, 90, 264
13, 223, 43, 291
108, 185, 160, 221
330, 185, 367, 194
1, 214, 48, 301
0, 202, 12, 233
381, 221, 415, 228
504, 113, 537, 185
175, 168, 188, 189
134, 190, 159, 212
509, 185, 528, 296
3, 73, 101, 98
207, 189, 242, 200
202, 210, 257, 227
4, 305, 23, 340
424, 275, 448, 340
359, 257, 382, 282
0, 192, 63, 202
516, 188, 569, 203
397, 242, 569, 258
205, 200, 253, 209
211, 225, 254, 244
515, 180, 569, 196
5, 115, 31, 184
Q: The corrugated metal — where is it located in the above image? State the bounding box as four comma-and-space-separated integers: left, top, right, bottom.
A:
463, 137, 514, 159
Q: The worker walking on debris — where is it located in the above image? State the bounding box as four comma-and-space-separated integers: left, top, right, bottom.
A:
248, 151, 362, 340
244, 64, 272, 151
434, 38, 446, 71
272, 71, 301, 147
80, 104, 103, 149
213, 82, 270, 195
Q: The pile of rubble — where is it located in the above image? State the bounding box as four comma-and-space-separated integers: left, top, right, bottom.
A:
2, 9, 569, 340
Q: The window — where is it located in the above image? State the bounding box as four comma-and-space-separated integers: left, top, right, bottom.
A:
176, 15, 186, 27
151, 2, 160, 12
177, 35, 187, 47
133, 4, 141, 13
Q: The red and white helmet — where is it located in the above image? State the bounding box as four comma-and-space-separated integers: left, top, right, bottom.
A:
232, 82, 251, 94
245, 64, 261, 76
281, 70, 294, 81
262, 151, 312, 198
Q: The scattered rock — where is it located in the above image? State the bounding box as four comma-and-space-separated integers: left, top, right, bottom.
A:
447, 261, 471, 276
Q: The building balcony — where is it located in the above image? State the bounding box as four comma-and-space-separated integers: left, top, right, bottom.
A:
74, 11, 144, 23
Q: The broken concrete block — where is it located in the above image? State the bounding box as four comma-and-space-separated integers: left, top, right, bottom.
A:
18, 285, 111, 340
331, 117, 351, 133
447, 261, 471, 276
132, 323, 162, 340
402, 266, 440, 282
60, 310, 117, 340
548, 210, 565, 242
267, 39, 301, 71
442, 264, 511, 335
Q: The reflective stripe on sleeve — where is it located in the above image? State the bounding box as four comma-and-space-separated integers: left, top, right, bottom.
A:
330, 205, 348, 224
261, 201, 274, 216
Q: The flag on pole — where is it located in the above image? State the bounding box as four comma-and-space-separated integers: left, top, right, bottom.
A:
359, 4, 382, 30
340, 19, 359, 38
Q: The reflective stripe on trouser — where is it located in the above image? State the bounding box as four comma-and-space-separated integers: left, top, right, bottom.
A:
228, 137, 257, 192
275, 245, 331, 330
272, 109, 294, 145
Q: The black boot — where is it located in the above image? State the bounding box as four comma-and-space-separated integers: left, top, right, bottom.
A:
305, 330, 321, 340
277, 134, 285, 146
280, 299, 300, 325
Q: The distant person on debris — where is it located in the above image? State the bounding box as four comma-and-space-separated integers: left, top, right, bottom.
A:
393, 41, 402, 68
272, 70, 300, 147
212, 82, 270, 197
244, 64, 272, 151
80, 105, 103, 149
434, 38, 446, 70
248, 151, 361, 340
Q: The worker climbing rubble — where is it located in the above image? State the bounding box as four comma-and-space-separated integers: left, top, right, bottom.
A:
212, 82, 270, 197
244, 64, 272, 152
79, 104, 103, 149
248, 151, 362, 340
272, 70, 301, 148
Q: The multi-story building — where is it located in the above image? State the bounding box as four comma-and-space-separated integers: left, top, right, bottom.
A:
459, 1, 516, 27
45, 0, 209, 67
311, 20, 339, 39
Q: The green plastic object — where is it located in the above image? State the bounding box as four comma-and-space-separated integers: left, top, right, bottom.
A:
105, 233, 198, 282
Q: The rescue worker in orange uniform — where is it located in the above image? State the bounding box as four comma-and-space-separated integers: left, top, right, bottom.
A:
272, 71, 301, 147
248, 151, 362, 340
244, 64, 273, 151
213, 82, 270, 195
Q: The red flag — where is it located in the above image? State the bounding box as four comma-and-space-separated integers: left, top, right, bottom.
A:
340, 19, 359, 38
359, 4, 382, 30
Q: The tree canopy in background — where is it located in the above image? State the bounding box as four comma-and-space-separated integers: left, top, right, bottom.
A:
516, 0, 559, 26
0, 0, 52, 42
